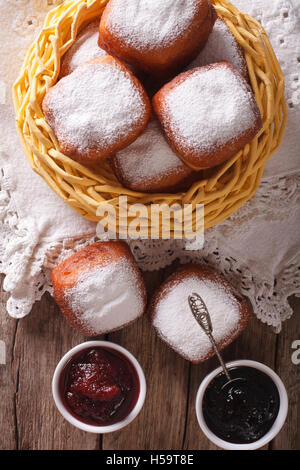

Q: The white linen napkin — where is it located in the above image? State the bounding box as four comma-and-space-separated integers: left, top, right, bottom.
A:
0, 0, 299, 331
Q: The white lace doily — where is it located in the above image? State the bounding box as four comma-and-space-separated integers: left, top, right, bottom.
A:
0, 0, 299, 333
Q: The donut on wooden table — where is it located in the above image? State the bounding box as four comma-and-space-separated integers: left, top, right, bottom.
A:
99, 0, 217, 79
42, 56, 151, 165
148, 263, 252, 363
110, 117, 201, 193
52, 241, 147, 336
152, 62, 262, 170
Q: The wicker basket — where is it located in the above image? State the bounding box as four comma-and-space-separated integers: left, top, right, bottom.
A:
13, 0, 287, 237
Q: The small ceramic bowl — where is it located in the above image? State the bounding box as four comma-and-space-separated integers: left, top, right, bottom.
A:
52, 340, 146, 433
195, 359, 288, 450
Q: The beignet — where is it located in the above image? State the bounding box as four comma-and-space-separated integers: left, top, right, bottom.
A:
148, 264, 252, 363
186, 17, 248, 81
99, 0, 217, 78
152, 62, 262, 170
59, 20, 107, 78
110, 117, 200, 193
42, 56, 151, 165
52, 241, 147, 336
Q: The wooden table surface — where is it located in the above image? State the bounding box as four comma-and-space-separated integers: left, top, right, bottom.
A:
0, 263, 299, 450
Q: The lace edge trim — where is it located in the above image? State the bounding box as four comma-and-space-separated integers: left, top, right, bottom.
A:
0, 169, 299, 332
129, 239, 300, 333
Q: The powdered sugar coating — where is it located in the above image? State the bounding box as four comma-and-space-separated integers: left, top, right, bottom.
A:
43, 58, 148, 159
64, 257, 144, 335
186, 18, 248, 79
60, 20, 107, 77
112, 117, 193, 190
162, 64, 257, 155
106, 0, 200, 51
152, 276, 242, 362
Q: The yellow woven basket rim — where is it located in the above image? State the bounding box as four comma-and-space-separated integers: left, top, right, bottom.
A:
13, 0, 287, 238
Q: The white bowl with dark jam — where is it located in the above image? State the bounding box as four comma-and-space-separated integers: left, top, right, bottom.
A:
52, 341, 146, 433
196, 360, 288, 450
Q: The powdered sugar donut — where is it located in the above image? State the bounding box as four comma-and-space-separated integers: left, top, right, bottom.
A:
110, 117, 201, 193
42, 56, 151, 165
152, 62, 262, 170
186, 18, 248, 81
148, 264, 252, 363
59, 20, 107, 78
52, 241, 147, 336
99, 0, 217, 78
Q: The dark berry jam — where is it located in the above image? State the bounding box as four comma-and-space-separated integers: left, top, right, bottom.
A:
202, 366, 280, 444
59, 346, 140, 426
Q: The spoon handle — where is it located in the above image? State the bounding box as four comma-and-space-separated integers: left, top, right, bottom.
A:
207, 332, 231, 382
188, 293, 231, 382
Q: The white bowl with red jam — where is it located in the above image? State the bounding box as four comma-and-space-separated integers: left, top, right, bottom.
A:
196, 359, 288, 450
52, 341, 146, 433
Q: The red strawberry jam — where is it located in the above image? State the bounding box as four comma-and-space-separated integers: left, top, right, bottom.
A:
59, 347, 140, 425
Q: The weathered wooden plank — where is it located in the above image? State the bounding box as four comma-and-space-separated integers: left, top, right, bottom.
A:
1, 270, 298, 450
271, 296, 300, 450
0, 277, 18, 450
103, 267, 191, 450
8, 291, 99, 450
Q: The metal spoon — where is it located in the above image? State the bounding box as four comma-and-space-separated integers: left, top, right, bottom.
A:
188, 292, 245, 390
